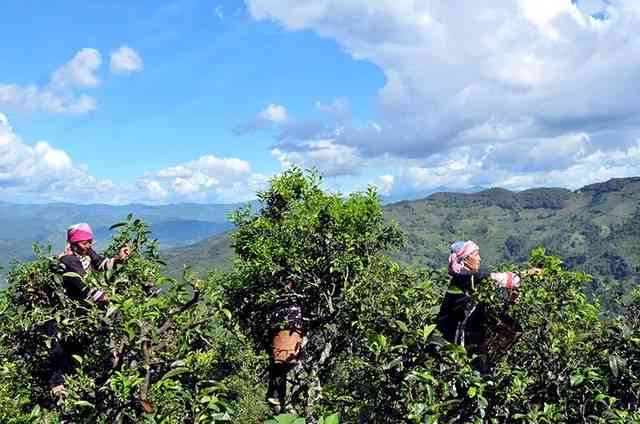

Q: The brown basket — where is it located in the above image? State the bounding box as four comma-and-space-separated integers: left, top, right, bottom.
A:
271, 329, 303, 364
486, 312, 523, 358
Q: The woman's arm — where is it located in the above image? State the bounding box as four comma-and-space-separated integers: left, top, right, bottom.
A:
89, 246, 129, 271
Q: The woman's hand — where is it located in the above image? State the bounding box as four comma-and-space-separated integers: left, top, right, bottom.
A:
524, 267, 542, 276
117, 246, 130, 262
88, 288, 108, 304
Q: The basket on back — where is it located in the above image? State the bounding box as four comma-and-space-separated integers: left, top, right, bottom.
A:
485, 311, 523, 362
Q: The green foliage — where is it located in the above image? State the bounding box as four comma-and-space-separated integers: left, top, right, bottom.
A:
227, 168, 404, 414
319, 247, 640, 422
229, 168, 403, 334
1, 169, 639, 423
163, 177, 640, 313
0, 216, 267, 423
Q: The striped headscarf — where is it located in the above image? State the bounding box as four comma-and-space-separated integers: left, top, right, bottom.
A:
448, 240, 480, 275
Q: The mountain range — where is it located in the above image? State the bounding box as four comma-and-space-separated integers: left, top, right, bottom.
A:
161, 177, 640, 305
2, 177, 639, 302
0, 202, 247, 283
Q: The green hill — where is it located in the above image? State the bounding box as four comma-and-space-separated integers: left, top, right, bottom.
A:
162, 177, 640, 297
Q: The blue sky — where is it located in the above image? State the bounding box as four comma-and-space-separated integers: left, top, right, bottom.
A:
1, 0, 639, 204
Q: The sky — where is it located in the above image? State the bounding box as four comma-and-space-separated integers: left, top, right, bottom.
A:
1, 0, 640, 204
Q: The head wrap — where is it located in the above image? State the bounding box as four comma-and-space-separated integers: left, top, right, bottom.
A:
67, 223, 94, 243
448, 240, 480, 275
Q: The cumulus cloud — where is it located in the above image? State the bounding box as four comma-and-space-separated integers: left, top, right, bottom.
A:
0, 113, 114, 202
259, 104, 288, 123
394, 135, 640, 194
51, 48, 102, 88
233, 103, 289, 134
246, 0, 640, 188
271, 138, 364, 177
0, 48, 101, 115
315, 97, 351, 123
110, 46, 143, 75
0, 114, 267, 204
376, 174, 394, 196
0, 85, 96, 115
141, 154, 267, 202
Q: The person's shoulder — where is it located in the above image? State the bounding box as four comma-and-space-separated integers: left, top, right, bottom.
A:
59, 254, 83, 273
476, 267, 491, 280
59, 254, 79, 266
87, 248, 106, 264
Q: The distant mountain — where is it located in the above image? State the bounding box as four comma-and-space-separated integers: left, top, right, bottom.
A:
382, 185, 486, 204
162, 177, 640, 303
162, 230, 235, 278
0, 201, 251, 285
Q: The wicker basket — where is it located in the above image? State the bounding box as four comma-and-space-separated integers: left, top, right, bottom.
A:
486, 312, 523, 359
271, 329, 303, 364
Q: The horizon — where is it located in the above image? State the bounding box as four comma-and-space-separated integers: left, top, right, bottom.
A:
1, 174, 638, 207
2, 1, 640, 204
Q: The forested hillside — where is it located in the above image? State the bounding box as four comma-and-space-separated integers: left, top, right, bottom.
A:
164, 177, 640, 303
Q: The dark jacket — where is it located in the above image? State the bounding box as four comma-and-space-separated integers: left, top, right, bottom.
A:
437, 267, 490, 345
59, 249, 111, 300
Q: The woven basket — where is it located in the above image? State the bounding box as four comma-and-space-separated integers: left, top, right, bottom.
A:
271, 329, 303, 364
486, 312, 523, 359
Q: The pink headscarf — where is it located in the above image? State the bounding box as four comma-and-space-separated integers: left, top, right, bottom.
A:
67, 223, 94, 243
448, 240, 480, 275
60, 223, 94, 257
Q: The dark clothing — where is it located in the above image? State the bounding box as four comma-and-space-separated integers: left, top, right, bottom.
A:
48, 249, 113, 389
437, 268, 490, 346
59, 249, 110, 300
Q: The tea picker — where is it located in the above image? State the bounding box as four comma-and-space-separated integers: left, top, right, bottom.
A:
436, 240, 536, 371
49, 223, 130, 397
266, 280, 305, 411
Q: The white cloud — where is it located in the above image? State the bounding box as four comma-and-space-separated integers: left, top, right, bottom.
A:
140, 180, 168, 200
391, 135, 640, 195
315, 97, 351, 122
0, 48, 101, 115
142, 154, 266, 202
0, 84, 97, 115
259, 104, 288, 123
51, 48, 102, 88
0, 114, 114, 202
110, 46, 143, 75
234, 103, 289, 134
0, 115, 268, 204
377, 174, 394, 196
246, 0, 640, 185
271, 139, 363, 177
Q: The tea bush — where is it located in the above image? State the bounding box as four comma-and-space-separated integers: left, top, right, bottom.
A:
1, 169, 639, 423
0, 216, 268, 423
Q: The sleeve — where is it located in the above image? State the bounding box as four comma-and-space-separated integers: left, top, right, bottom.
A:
490, 272, 520, 289
475, 266, 491, 281
88, 248, 116, 271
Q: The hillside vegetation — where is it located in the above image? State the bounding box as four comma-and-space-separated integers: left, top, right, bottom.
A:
164, 177, 640, 305
0, 169, 639, 423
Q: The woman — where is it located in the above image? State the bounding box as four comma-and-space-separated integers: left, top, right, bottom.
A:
58, 223, 130, 302
437, 240, 522, 353
266, 280, 304, 411
50, 223, 129, 396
